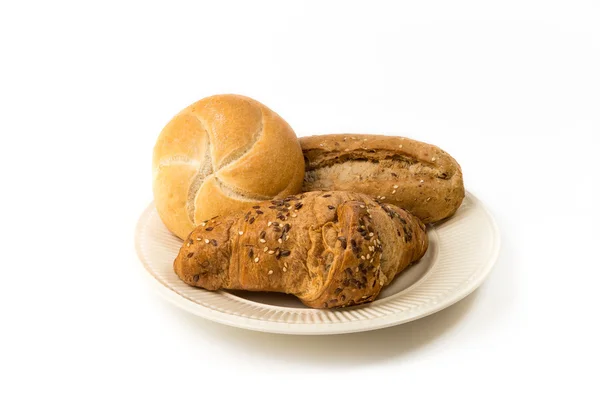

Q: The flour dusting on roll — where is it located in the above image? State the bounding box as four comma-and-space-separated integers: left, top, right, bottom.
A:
301, 134, 464, 223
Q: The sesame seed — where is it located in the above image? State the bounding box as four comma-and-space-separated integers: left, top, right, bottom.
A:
268, 250, 275, 254
196, 237, 202, 240
291, 213, 297, 218
380, 196, 386, 200
362, 295, 368, 299
254, 257, 259, 263
380, 280, 384, 285
344, 148, 350, 152
393, 185, 399, 189
200, 222, 206, 227
398, 144, 403, 148
369, 232, 374, 237
392, 190, 396, 194
263, 247, 268, 252
268, 270, 273, 275
186, 242, 190, 247
366, 254, 370, 259
278, 238, 283, 244
204, 239, 210, 244
238, 231, 243, 235
359, 204, 365, 208
282, 267, 287, 272
420, 179, 424, 183
268, 221, 272, 227
319, 143, 324, 147
426, 197, 431, 202
259, 239, 266, 243
361, 255, 366, 260
432, 157, 436, 161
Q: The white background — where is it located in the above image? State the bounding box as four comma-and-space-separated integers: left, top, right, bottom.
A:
1, 1, 599, 397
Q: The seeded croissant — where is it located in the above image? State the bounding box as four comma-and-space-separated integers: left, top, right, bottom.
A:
174, 191, 428, 309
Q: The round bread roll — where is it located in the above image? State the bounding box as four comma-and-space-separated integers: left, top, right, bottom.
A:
153, 94, 305, 239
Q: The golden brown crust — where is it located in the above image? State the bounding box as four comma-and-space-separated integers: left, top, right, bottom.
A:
300, 134, 465, 224
153, 94, 305, 239
174, 191, 428, 309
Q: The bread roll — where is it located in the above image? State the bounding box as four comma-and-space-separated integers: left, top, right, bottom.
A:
153, 95, 305, 239
300, 134, 464, 223
174, 191, 428, 309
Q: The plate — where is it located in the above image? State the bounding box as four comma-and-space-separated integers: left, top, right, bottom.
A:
135, 191, 500, 335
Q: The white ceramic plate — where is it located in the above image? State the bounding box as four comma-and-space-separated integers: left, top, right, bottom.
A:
135, 191, 500, 335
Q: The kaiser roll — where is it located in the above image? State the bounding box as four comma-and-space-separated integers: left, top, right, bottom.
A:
152, 94, 305, 239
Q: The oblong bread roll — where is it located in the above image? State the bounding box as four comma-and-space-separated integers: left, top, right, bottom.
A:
300, 134, 465, 223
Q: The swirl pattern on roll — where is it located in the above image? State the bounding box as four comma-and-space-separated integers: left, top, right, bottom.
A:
153, 95, 305, 239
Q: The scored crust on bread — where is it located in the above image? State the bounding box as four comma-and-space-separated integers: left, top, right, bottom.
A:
174, 191, 428, 309
300, 134, 465, 224
153, 95, 305, 239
